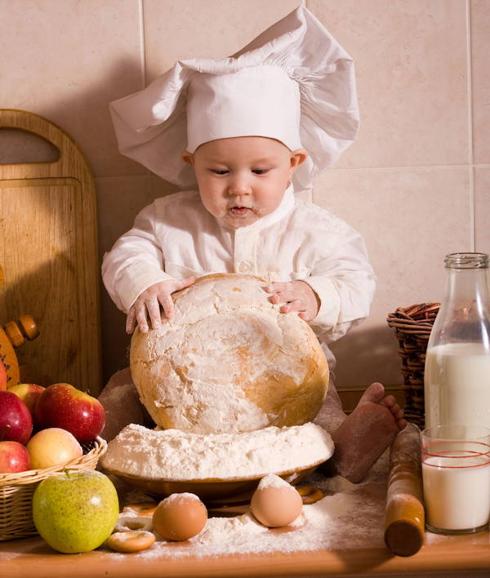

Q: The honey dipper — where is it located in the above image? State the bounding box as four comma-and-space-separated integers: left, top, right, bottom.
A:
0, 265, 40, 386
0, 314, 39, 386
384, 422, 425, 557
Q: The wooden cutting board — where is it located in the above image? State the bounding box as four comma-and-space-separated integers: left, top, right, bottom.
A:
0, 109, 102, 394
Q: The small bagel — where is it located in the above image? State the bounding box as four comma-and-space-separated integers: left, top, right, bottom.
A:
115, 515, 153, 532
297, 484, 325, 505
106, 530, 156, 553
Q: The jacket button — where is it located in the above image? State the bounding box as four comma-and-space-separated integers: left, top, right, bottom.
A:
238, 261, 252, 273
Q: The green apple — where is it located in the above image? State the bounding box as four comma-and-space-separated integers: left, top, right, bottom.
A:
32, 470, 119, 553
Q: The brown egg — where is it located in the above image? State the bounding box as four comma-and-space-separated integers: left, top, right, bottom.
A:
152, 493, 208, 541
250, 474, 303, 528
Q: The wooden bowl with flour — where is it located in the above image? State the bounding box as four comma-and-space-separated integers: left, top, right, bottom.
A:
101, 422, 334, 502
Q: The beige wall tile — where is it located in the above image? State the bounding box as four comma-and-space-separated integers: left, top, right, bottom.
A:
308, 0, 469, 169
96, 175, 177, 380
1, 0, 482, 391
97, 176, 154, 258
0, 0, 145, 178
472, 0, 490, 164
149, 175, 181, 199
97, 175, 151, 381
312, 166, 471, 386
0, 129, 59, 164
100, 289, 131, 383
143, 0, 300, 80
474, 167, 490, 254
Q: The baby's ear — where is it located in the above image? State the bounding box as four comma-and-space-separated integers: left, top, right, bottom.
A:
290, 149, 308, 169
181, 151, 194, 166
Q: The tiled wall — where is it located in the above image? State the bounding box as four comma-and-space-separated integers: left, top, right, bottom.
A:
1, 1, 489, 389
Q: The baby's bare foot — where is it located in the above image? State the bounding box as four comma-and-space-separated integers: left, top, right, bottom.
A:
362, 382, 407, 430
324, 382, 407, 483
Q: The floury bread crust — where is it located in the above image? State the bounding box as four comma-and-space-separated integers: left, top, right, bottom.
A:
130, 274, 329, 433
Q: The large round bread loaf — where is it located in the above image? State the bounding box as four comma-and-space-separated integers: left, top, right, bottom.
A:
130, 274, 328, 433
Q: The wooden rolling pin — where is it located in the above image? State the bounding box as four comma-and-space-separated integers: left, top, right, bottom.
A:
384, 422, 425, 557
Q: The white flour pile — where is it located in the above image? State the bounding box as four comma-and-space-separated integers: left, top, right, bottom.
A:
101, 422, 334, 480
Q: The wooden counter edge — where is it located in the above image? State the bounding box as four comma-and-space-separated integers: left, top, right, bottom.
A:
2, 534, 490, 578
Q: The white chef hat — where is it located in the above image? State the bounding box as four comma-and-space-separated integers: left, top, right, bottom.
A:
110, 4, 359, 192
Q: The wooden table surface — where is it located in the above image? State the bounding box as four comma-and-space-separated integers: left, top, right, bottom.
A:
1, 529, 490, 578
2, 449, 489, 578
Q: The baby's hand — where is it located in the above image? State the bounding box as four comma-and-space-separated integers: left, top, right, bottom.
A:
126, 277, 195, 334
264, 280, 320, 322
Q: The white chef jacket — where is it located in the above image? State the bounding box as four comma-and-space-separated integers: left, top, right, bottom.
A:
102, 186, 376, 366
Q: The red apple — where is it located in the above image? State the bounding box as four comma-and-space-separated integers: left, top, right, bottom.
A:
0, 391, 33, 444
35, 383, 105, 442
0, 359, 7, 391
7, 383, 45, 416
0, 440, 30, 473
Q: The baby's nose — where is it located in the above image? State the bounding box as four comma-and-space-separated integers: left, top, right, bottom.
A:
227, 174, 252, 195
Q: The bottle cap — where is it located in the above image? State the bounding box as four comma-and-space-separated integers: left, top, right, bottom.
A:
444, 252, 488, 269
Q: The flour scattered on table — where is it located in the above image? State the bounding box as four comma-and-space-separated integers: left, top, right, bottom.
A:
102, 475, 386, 560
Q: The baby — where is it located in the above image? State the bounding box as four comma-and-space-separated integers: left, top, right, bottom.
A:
100, 6, 406, 483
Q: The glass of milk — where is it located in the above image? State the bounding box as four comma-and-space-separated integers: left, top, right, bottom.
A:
421, 425, 490, 534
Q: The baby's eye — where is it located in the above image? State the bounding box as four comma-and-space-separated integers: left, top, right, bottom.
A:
252, 168, 269, 175
210, 168, 229, 175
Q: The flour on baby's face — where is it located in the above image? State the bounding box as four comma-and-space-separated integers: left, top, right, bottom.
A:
185, 136, 306, 230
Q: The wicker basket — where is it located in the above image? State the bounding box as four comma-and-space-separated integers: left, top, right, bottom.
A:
387, 303, 440, 429
0, 437, 107, 541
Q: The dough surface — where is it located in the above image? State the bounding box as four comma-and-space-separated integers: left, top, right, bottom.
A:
130, 274, 329, 433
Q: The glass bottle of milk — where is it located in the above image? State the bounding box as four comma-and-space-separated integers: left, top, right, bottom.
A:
424, 252, 490, 428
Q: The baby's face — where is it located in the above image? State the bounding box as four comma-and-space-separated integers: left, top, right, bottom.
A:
183, 137, 306, 229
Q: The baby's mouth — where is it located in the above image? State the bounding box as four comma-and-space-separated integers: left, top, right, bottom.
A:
229, 206, 253, 216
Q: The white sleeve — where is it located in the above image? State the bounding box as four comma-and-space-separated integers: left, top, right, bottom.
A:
302, 229, 376, 343
101, 201, 173, 313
